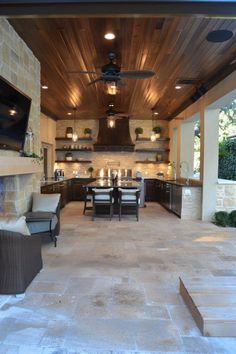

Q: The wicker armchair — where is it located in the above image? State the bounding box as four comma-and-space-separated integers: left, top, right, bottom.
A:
0, 230, 42, 294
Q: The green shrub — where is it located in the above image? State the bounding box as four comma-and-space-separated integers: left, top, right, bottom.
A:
135, 127, 143, 135
153, 126, 162, 134
214, 211, 230, 227
84, 128, 92, 135
218, 139, 236, 181
229, 210, 236, 227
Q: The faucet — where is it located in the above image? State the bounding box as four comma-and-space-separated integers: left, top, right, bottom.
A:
180, 161, 190, 185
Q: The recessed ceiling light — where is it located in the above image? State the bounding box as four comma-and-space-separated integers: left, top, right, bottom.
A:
154, 112, 159, 115
175, 85, 182, 90
67, 112, 72, 115
41, 85, 48, 89
104, 33, 115, 40
206, 29, 233, 43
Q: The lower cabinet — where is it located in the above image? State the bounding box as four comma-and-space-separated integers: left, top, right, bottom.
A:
71, 178, 96, 201
156, 179, 182, 217
145, 179, 157, 201
171, 184, 182, 217
41, 178, 96, 206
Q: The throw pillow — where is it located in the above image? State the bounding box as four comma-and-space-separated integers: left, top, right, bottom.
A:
0, 216, 31, 236
32, 193, 60, 213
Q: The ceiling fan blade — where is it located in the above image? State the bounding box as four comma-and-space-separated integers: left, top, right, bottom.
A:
117, 80, 127, 87
88, 78, 102, 86
68, 70, 98, 75
114, 114, 129, 119
120, 70, 155, 79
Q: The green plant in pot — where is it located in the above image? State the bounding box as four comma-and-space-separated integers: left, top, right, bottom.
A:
153, 126, 162, 138
88, 166, 94, 178
135, 127, 143, 140
84, 128, 92, 137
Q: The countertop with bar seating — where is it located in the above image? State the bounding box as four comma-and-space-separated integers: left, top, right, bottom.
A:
86, 179, 140, 189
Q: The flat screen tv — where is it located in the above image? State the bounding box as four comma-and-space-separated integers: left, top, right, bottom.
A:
0, 76, 31, 152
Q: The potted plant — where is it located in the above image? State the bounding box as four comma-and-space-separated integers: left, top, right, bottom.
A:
84, 128, 92, 138
88, 166, 94, 178
135, 127, 143, 140
153, 126, 162, 138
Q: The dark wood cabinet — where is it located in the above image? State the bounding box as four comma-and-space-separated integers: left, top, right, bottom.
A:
71, 178, 96, 201
145, 179, 157, 201
41, 178, 96, 204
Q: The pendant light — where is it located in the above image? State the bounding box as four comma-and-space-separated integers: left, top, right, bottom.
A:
72, 107, 78, 142
150, 109, 156, 142
107, 116, 116, 128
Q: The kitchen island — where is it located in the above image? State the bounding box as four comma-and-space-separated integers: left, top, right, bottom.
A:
86, 179, 140, 189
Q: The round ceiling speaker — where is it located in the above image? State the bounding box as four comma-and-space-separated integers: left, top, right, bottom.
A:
206, 30, 233, 43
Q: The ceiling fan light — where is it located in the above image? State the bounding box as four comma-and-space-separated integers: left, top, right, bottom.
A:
107, 117, 116, 128
104, 33, 115, 40
106, 81, 118, 95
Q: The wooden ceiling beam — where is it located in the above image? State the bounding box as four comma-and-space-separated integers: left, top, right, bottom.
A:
2, 1, 236, 18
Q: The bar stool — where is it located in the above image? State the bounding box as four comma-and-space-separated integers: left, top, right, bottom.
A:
83, 186, 93, 215
92, 188, 114, 221
118, 188, 140, 221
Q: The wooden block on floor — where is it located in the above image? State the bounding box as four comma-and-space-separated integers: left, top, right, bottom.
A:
179, 276, 236, 337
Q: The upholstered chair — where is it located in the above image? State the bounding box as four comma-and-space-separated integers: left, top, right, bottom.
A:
25, 193, 61, 247
118, 188, 140, 221
92, 188, 114, 221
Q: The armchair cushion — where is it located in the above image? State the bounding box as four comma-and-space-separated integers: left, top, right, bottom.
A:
0, 216, 30, 236
32, 193, 60, 213
26, 214, 58, 234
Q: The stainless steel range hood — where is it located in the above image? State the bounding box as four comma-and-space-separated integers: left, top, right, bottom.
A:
94, 118, 135, 152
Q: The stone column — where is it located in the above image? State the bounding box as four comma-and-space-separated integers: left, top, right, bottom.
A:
201, 108, 219, 221
180, 121, 195, 179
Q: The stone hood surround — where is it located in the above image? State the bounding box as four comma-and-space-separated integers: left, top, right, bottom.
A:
0, 156, 42, 177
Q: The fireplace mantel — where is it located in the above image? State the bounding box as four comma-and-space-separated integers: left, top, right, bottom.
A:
0, 156, 42, 177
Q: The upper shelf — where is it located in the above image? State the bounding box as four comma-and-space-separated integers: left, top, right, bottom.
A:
135, 160, 169, 164
55, 137, 92, 141
55, 148, 92, 152
55, 160, 92, 163
135, 137, 170, 142
135, 148, 169, 153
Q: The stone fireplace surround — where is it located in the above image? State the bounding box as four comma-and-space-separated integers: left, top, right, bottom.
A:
0, 157, 41, 216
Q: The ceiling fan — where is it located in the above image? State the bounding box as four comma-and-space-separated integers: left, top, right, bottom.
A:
102, 103, 129, 128
68, 52, 155, 94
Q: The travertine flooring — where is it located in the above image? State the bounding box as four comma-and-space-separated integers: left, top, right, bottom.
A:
1, 202, 236, 353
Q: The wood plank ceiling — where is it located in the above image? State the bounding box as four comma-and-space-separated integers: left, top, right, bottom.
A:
9, 17, 236, 120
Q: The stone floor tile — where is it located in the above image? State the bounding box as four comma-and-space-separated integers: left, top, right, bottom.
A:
167, 305, 201, 336
1, 202, 236, 352
134, 319, 184, 352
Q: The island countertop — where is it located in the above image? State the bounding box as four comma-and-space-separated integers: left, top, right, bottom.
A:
86, 179, 140, 189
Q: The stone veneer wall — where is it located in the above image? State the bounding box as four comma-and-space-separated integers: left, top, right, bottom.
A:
56, 119, 170, 178
0, 18, 41, 215
216, 181, 236, 213
181, 187, 202, 220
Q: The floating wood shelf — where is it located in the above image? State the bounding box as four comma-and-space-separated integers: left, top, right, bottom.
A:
135, 137, 170, 142
55, 148, 92, 152
135, 148, 169, 153
55, 160, 92, 163
135, 160, 169, 164
55, 137, 92, 141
